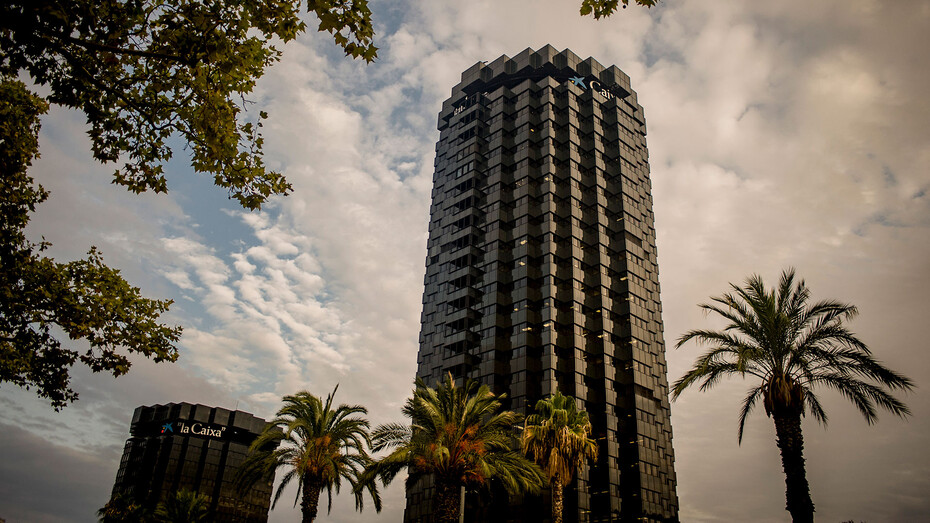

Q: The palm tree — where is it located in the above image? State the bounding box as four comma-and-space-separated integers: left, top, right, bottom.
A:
521, 391, 598, 523
236, 386, 381, 523
673, 269, 913, 523
363, 374, 545, 522
153, 490, 210, 523
97, 492, 150, 523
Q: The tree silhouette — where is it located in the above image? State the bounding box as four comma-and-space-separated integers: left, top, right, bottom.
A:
674, 269, 913, 522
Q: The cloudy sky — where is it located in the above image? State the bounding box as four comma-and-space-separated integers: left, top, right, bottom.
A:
2, 0, 929, 521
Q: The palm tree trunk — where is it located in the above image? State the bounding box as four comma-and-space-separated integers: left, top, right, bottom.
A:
551, 472, 564, 523
435, 481, 461, 523
301, 479, 322, 523
773, 412, 814, 523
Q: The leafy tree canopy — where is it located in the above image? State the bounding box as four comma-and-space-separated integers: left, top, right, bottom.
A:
0, 78, 181, 409
580, 0, 660, 19
0, 0, 377, 408
1, 0, 377, 209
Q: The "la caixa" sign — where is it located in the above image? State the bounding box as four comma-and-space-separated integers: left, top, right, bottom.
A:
160, 421, 227, 439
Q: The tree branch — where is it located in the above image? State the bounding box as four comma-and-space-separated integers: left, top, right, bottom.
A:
37, 27, 191, 65
53, 46, 163, 130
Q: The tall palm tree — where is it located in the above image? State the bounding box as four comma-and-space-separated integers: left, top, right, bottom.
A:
673, 269, 913, 523
521, 391, 598, 523
236, 386, 381, 523
362, 374, 545, 522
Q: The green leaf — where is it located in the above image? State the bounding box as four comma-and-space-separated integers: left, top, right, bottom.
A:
0, 79, 180, 409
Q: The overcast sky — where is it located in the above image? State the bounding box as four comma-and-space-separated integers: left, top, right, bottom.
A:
2, 0, 929, 522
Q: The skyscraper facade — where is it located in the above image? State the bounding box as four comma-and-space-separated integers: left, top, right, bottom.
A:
411, 46, 678, 522
111, 403, 275, 522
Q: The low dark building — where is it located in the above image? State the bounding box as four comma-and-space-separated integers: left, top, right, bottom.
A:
111, 403, 275, 522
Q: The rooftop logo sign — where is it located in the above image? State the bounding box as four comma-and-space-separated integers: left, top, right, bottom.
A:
179, 422, 226, 438
567, 76, 630, 102
157, 420, 227, 439
450, 70, 631, 117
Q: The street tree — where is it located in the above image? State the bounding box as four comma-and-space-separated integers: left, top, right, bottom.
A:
363, 375, 545, 523
0, 78, 180, 408
521, 391, 598, 523
1, 0, 377, 209
0, 0, 377, 407
236, 387, 380, 523
673, 269, 913, 522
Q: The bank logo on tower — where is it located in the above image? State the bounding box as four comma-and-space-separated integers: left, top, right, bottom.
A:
161, 423, 173, 434
569, 76, 587, 88
565, 75, 630, 103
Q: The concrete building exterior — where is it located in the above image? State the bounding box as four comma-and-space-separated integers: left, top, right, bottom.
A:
111, 403, 274, 521
410, 46, 678, 522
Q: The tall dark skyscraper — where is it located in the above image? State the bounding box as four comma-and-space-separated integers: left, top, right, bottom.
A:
111, 403, 275, 522
410, 46, 678, 522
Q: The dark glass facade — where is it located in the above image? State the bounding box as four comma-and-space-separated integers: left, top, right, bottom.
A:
111, 403, 274, 522
410, 46, 678, 522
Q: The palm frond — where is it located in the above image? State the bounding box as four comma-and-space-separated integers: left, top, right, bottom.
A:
736, 387, 763, 444
813, 372, 912, 422
371, 422, 412, 452
696, 361, 751, 392
672, 352, 765, 399
485, 450, 547, 495
675, 269, 912, 441
804, 389, 828, 425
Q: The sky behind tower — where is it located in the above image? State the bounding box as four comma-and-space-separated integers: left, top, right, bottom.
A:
1, 1, 929, 522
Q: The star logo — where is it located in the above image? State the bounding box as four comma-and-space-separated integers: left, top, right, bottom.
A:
569, 76, 587, 89
161, 423, 173, 434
